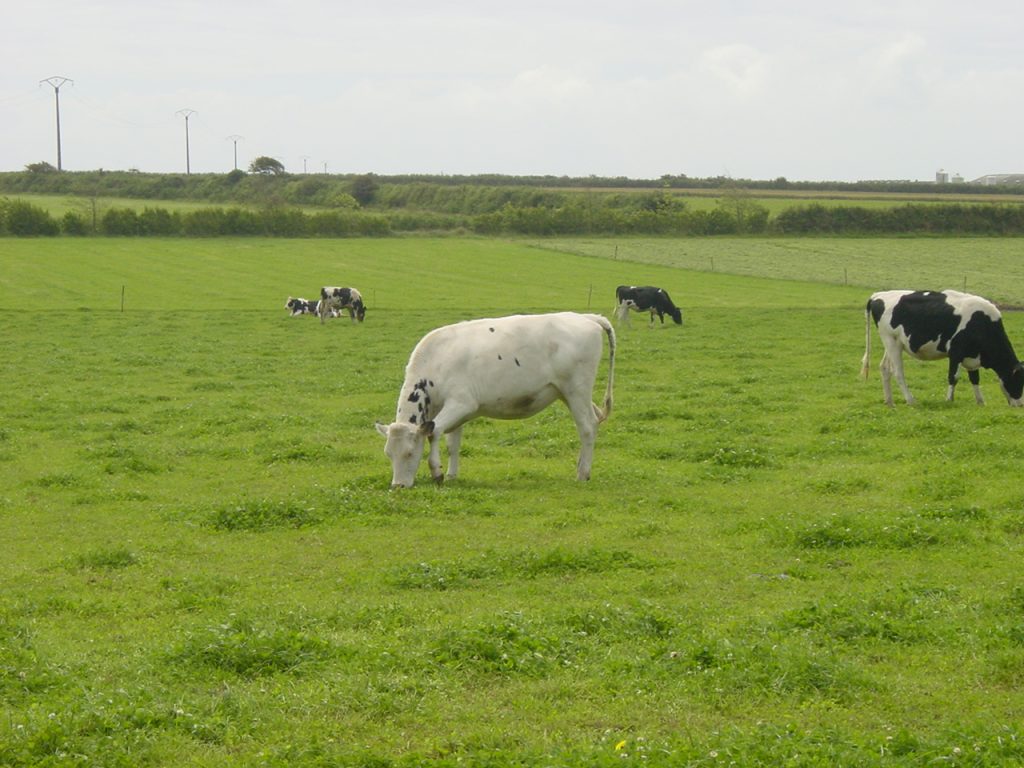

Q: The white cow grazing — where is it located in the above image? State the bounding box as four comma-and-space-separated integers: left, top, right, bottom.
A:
375, 312, 616, 488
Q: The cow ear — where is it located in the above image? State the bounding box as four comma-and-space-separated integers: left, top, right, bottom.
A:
374, 421, 389, 438
420, 420, 435, 436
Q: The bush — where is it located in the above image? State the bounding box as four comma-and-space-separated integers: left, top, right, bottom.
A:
61, 211, 91, 235
100, 207, 142, 236
1, 199, 60, 236
138, 207, 181, 236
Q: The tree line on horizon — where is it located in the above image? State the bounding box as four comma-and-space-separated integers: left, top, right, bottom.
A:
2, 168, 1024, 237
6, 165, 1024, 200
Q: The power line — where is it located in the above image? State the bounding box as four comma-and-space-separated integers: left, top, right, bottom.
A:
40, 76, 73, 170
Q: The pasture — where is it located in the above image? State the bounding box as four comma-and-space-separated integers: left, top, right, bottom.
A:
3, 237, 1024, 766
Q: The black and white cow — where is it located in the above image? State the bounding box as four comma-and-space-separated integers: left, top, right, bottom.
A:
375, 312, 616, 488
862, 289, 1024, 407
318, 286, 366, 324
285, 297, 318, 316
614, 285, 683, 326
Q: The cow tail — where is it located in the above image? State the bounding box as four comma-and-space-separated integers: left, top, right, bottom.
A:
593, 315, 615, 423
860, 299, 872, 379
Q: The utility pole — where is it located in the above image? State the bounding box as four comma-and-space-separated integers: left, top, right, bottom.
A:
40, 76, 72, 170
302, 156, 310, 174
226, 135, 243, 170
176, 109, 196, 174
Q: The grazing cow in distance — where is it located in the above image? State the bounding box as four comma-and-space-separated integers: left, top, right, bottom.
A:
862, 289, 1024, 407
318, 286, 366, 324
614, 285, 683, 326
285, 297, 318, 316
375, 312, 616, 488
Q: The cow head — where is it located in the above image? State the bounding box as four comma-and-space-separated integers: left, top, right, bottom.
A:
375, 420, 433, 487
355, 302, 367, 322
670, 307, 683, 325
1000, 363, 1024, 406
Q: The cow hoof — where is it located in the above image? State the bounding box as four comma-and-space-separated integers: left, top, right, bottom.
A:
432, 474, 444, 486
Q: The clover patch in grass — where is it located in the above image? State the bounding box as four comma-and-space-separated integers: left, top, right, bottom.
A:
206, 497, 326, 532
709, 445, 773, 469
0, 619, 64, 696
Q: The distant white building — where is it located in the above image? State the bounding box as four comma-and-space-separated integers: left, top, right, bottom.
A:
936, 169, 949, 183
971, 174, 1024, 186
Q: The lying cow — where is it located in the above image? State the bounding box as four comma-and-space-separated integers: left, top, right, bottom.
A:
318, 286, 366, 324
862, 289, 1024, 407
614, 285, 683, 326
285, 297, 318, 316
375, 312, 616, 488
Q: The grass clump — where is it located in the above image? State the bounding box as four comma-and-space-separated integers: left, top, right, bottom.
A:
431, 613, 579, 677
392, 547, 651, 590
172, 616, 336, 677
73, 547, 139, 570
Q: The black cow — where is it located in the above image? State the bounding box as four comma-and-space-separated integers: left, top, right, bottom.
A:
285, 297, 318, 316
318, 286, 366, 324
614, 285, 682, 326
861, 289, 1024, 407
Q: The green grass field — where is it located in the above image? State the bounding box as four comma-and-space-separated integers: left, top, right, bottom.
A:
537, 237, 1024, 305
3, 237, 1024, 766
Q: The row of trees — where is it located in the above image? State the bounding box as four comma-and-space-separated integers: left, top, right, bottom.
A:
2, 168, 375, 208
5, 168, 1024, 213
5, 196, 1024, 238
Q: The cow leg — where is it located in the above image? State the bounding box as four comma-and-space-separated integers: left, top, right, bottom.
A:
615, 303, 632, 326
426, 432, 444, 484
426, 402, 475, 483
890, 351, 915, 405
968, 368, 985, 405
648, 310, 656, 328
445, 426, 463, 479
879, 351, 895, 406
563, 395, 600, 481
946, 359, 960, 401
880, 336, 914, 405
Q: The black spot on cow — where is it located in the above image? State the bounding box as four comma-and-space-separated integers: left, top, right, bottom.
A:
409, 414, 418, 424
407, 390, 421, 403
514, 358, 521, 366
889, 291, 959, 354
489, 327, 495, 332
498, 354, 503, 360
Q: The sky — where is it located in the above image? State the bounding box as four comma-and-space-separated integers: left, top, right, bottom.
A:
2, 1, 1022, 182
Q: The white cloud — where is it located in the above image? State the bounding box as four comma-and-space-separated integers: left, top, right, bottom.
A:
699, 44, 770, 97
4, 1, 1024, 179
